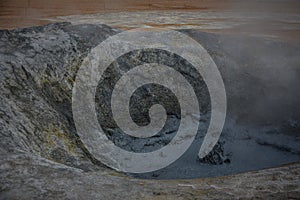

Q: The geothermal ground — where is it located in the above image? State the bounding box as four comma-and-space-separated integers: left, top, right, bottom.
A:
0, 0, 299, 199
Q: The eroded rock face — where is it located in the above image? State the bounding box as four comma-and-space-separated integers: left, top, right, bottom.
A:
0, 22, 299, 198
0, 23, 120, 171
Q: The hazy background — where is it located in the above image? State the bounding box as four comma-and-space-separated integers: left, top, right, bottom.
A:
0, 0, 299, 29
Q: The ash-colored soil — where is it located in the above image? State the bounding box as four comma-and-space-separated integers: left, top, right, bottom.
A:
1, 152, 299, 199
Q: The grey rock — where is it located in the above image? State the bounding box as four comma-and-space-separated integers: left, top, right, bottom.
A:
0, 23, 120, 171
